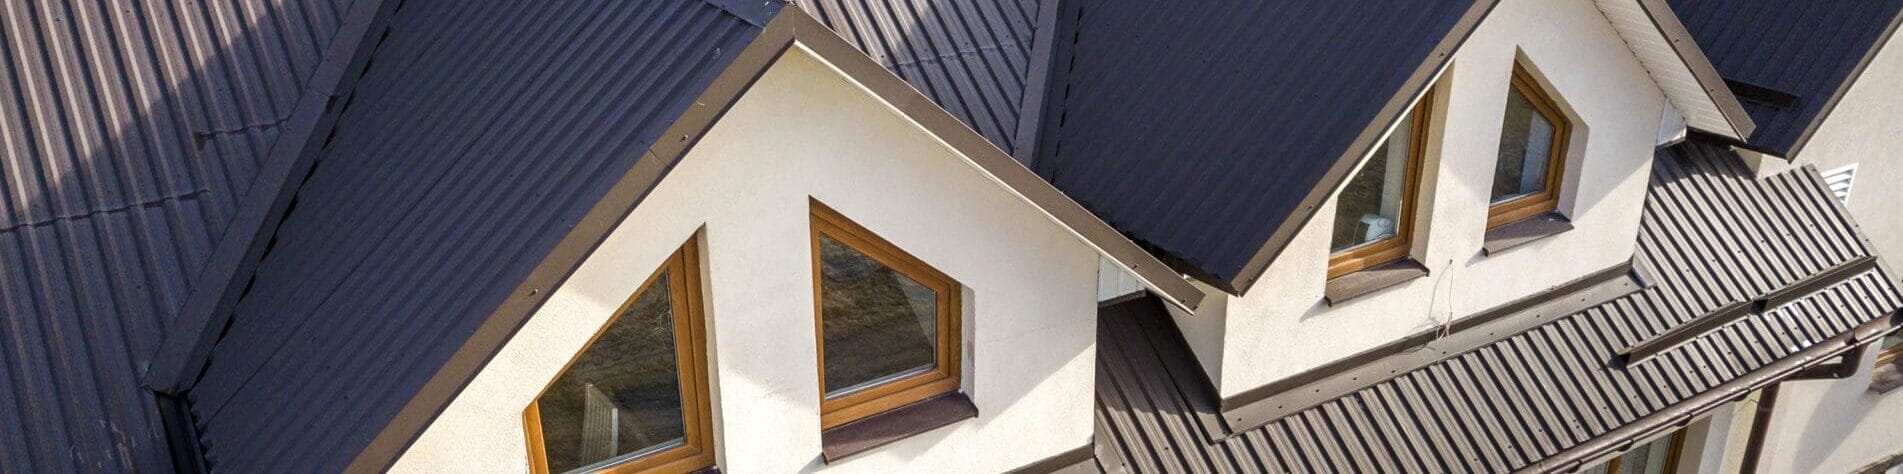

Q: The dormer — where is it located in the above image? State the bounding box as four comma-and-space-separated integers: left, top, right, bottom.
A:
1040, 0, 1756, 428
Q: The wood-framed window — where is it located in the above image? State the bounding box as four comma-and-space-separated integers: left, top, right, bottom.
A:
810, 200, 961, 429
1488, 63, 1573, 228
523, 239, 714, 474
1583, 429, 1685, 474
1878, 332, 1903, 366
1328, 89, 1434, 279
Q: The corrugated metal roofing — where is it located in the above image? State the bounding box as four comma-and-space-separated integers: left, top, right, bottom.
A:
1035, 0, 1488, 291
1668, 0, 1903, 157
180, 0, 770, 471
799, 0, 1040, 156
1093, 140, 1903, 473
0, 0, 353, 470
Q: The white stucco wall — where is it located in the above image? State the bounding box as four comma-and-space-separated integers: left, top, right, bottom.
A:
1752, 354, 1903, 473
1180, 0, 1670, 399
391, 48, 1100, 473
1793, 27, 1903, 264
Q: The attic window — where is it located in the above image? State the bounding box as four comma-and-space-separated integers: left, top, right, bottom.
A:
1488, 64, 1573, 228
524, 240, 714, 474
1329, 89, 1433, 278
811, 201, 963, 429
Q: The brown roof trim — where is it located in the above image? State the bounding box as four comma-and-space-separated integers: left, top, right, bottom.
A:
1637, 0, 1758, 140
1223, 0, 1499, 295
143, 0, 400, 394
1219, 260, 1642, 436
1518, 311, 1902, 473
343, 6, 1207, 471
1009, 0, 1064, 167
1005, 443, 1094, 474
1782, 5, 1903, 159
785, 10, 1205, 310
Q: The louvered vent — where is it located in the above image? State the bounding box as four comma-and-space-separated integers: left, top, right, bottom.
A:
1824, 164, 1857, 203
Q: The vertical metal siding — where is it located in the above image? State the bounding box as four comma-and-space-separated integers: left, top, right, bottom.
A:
799, 0, 1038, 156
1668, 0, 1903, 156
180, 1, 766, 471
1094, 140, 1903, 473
0, 0, 351, 471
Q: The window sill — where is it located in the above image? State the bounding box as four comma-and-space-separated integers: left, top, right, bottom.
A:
1872, 359, 1903, 394
820, 392, 977, 462
1325, 258, 1429, 306
1482, 212, 1573, 256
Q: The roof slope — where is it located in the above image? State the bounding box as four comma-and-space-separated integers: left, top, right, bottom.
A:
0, 0, 354, 470
1094, 140, 1902, 473
1035, 0, 1491, 292
800, 0, 1042, 156
179, 1, 769, 471
1668, 0, 1903, 157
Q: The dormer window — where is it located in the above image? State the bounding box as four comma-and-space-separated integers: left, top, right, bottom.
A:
1488, 63, 1572, 227
1328, 90, 1433, 278
524, 240, 714, 474
810, 201, 962, 429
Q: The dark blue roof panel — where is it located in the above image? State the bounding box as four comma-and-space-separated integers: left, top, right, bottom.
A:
1037, 0, 1488, 291
184, 1, 770, 471
1669, 0, 1903, 156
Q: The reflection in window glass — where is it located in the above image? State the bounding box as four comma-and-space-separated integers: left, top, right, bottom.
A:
818, 234, 940, 398
1492, 87, 1557, 203
536, 275, 685, 474
1331, 114, 1417, 253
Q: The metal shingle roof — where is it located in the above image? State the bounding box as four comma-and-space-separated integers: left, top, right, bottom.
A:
1034, 0, 1492, 293
800, 0, 1041, 157
182, 1, 770, 471
1094, 140, 1903, 473
0, 0, 353, 470
1668, 0, 1903, 157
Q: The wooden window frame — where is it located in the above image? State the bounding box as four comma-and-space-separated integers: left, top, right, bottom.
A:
1879, 337, 1903, 366
1487, 63, 1573, 228
1600, 429, 1686, 474
1328, 89, 1435, 279
810, 200, 962, 430
523, 239, 715, 474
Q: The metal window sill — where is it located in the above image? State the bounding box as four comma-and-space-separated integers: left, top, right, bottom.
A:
820, 392, 977, 462
1482, 212, 1573, 255
1324, 258, 1429, 306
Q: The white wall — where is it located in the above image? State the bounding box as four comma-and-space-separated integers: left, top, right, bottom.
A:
1793, 27, 1903, 264
391, 48, 1101, 473
1753, 355, 1903, 473
1181, 0, 1669, 399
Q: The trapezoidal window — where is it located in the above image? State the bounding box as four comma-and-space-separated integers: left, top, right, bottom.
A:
810, 200, 961, 429
1328, 88, 1434, 279
524, 240, 713, 474
1489, 63, 1573, 228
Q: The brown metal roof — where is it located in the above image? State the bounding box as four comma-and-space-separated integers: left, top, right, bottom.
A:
1093, 139, 1903, 473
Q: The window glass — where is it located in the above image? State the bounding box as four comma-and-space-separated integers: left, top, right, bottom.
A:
818, 234, 940, 398
536, 274, 686, 473
1492, 87, 1558, 203
1331, 114, 1417, 253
